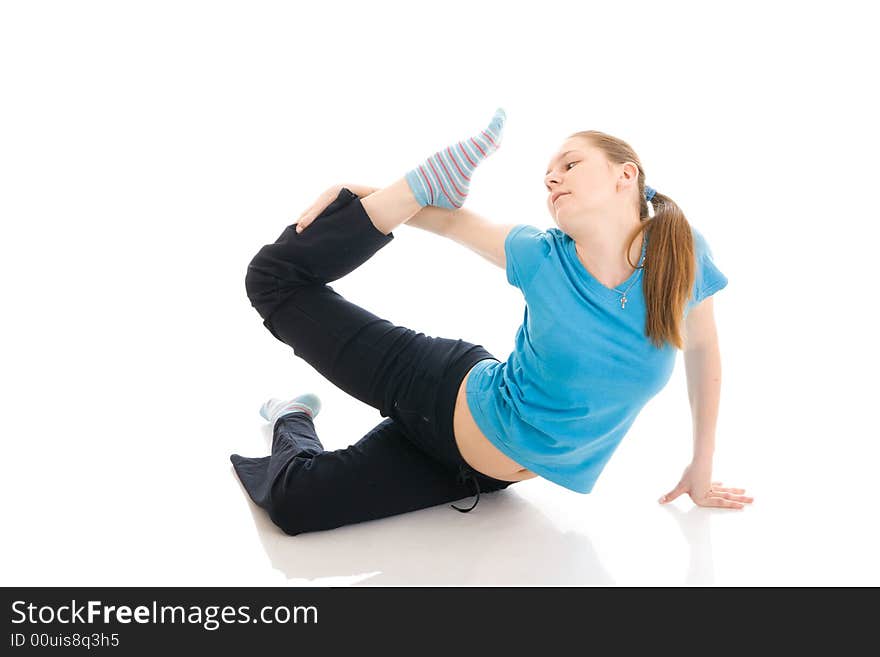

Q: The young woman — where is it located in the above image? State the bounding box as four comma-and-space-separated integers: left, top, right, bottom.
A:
230, 108, 753, 536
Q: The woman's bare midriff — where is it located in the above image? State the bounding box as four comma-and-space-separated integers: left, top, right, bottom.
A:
453, 363, 539, 482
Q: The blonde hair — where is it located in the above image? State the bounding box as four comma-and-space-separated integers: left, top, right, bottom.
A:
568, 130, 696, 350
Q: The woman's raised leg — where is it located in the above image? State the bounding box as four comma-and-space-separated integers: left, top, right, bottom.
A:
244, 186, 412, 416
359, 177, 422, 236
244, 186, 395, 323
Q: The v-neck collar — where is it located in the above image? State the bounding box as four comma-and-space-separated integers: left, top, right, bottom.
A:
563, 229, 649, 306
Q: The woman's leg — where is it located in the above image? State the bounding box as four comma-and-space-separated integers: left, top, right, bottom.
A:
358, 177, 421, 236
244, 186, 429, 420
231, 413, 516, 536
238, 110, 510, 518
244, 186, 395, 321
243, 187, 497, 471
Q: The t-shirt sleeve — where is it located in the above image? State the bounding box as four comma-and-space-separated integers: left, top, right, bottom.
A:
505, 224, 550, 291
686, 227, 729, 312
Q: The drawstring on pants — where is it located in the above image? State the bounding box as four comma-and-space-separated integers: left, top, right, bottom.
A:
450, 463, 481, 513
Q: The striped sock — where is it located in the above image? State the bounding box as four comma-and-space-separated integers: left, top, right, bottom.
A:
404, 107, 506, 209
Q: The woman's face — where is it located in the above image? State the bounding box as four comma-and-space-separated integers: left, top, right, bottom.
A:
543, 138, 620, 229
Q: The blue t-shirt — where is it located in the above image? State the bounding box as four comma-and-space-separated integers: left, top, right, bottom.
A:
465, 223, 729, 493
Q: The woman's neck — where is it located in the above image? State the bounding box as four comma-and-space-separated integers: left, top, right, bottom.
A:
573, 224, 644, 289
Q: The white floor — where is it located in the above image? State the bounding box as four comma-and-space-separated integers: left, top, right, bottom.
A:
3, 309, 877, 586
3, 1, 878, 587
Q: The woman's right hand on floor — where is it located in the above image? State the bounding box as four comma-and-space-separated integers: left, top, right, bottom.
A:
658, 460, 754, 509
296, 184, 380, 233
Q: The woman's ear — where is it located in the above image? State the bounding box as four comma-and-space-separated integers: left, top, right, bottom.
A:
617, 162, 639, 192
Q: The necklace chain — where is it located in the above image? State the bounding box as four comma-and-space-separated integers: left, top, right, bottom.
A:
614, 234, 648, 309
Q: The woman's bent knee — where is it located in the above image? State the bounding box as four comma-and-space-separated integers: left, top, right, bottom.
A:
265, 468, 330, 536
244, 262, 279, 320
266, 493, 308, 536
267, 495, 331, 536
245, 239, 318, 320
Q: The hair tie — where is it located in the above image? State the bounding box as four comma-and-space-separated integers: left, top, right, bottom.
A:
644, 185, 656, 202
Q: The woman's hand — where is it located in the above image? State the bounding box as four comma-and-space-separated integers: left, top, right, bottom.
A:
658, 460, 754, 509
295, 184, 380, 233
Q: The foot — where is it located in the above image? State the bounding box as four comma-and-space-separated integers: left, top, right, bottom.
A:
404, 107, 506, 209
260, 393, 322, 425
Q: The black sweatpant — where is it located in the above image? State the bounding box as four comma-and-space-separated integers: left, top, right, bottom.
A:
230, 187, 517, 536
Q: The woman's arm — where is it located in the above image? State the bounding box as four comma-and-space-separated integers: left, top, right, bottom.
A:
684, 340, 721, 462
294, 185, 514, 264
658, 297, 753, 508
406, 205, 516, 270
683, 296, 722, 461
341, 185, 515, 269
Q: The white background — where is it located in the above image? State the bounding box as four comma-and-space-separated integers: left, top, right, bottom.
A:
2, 0, 877, 586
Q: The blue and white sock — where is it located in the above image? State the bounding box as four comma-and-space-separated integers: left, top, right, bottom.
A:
404, 107, 506, 209
260, 393, 322, 426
